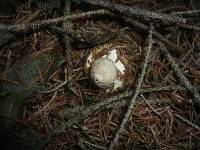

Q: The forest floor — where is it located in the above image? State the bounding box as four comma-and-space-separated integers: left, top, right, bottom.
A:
0, 0, 200, 150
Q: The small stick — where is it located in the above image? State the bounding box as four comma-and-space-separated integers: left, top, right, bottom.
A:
175, 114, 200, 131
83, 141, 107, 150
31, 85, 185, 121
0, 10, 109, 33
172, 10, 200, 17
76, 1, 200, 32
74, 0, 186, 24
61, 0, 74, 94
28, 91, 58, 121
38, 80, 186, 94
122, 17, 184, 55
158, 46, 195, 86
141, 94, 161, 118
38, 80, 68, 94
159, 42, 200, 107
178, 24, 200, 31
108, 24, 154, 149
35, 85, 184, 146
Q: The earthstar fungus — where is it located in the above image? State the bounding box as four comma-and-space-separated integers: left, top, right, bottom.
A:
85, 43, 134, 92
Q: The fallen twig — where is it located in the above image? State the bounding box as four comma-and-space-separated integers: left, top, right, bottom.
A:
75, 0, 200, 32
159, 42, 200, 107
141, 94, 161, 118
108, 24, 154, 149
32, 83, 187, 148
73, 0, 186, 24
0, 10, 40, 47
30, 85, 185, 122
173, 10, 200, 17
0, 10, 109, 33
159, 46, 195, 86
38, 80, 68, 94
175, 114, 200, 131
178, 23, 200, 31
60, 0, 74, 97
121, 17, 184, 55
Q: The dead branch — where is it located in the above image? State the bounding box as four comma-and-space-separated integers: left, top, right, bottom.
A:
73, 0, 186, 24
121, 17, 184, 55
73, 0, 200, 33
60, 0, 74, 98
109, 24, 154, 149
30, 85, 186, 121
0, 9, 109, 33
32, 84, 185, 147
159, 42, 200, 107
159, 46, 195, 86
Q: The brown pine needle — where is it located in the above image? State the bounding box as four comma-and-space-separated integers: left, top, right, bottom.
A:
175, 114, 200, 131
108, 24, 154, 149
159, 42, 200, 107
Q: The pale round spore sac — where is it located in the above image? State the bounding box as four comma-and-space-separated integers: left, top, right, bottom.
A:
91, 58, 117, 89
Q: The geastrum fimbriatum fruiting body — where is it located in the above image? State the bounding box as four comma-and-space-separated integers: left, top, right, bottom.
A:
85, 43, 135, 92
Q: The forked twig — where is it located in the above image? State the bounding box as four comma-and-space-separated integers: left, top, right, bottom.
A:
108, 24, 154, 149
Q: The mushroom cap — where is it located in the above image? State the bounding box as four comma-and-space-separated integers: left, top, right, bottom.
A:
91, 57, 117, 88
